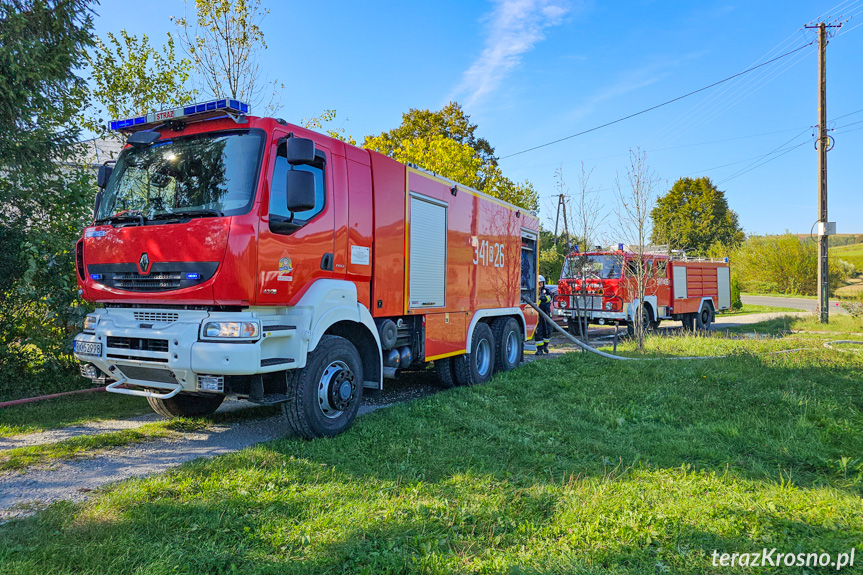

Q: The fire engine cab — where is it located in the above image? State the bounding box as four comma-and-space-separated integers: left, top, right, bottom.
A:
72, 99, 540, 438
556, 246, 731, 335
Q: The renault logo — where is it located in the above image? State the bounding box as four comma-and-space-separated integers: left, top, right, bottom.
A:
139, 253, 150, 273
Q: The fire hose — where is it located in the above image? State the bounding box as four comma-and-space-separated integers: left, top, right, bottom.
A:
520, 297, 822, 361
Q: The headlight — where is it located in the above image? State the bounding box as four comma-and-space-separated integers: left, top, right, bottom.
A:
605, 302, 613, 310
203, 321, 259, 339
83, 315, 98, 332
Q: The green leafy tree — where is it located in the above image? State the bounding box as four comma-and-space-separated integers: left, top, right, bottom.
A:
173, 0, 281, 112
85, 31, 198, 135
650, 177, 744, 255
0, 0, 96, 400
301, 109, 357, 146
364, 102, 538, 211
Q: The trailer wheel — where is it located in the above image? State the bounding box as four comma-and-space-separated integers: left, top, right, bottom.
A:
434, 357, 457, 388
491, 317, 522, 372
282, 335, 363, 439
696, 303, 714, 331
147, 393, 224, 419
453, 322, 496, 386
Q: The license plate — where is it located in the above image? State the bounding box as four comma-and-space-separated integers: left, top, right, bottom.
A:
74, 340, 102, 356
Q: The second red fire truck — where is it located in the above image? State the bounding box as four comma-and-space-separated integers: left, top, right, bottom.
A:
556, 246, 731, 335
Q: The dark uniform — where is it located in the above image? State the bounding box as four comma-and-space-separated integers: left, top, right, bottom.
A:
535, 284, 553, 354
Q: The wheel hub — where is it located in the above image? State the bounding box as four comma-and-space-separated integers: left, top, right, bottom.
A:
317, 361, 355, 418
475, 339, 491, 376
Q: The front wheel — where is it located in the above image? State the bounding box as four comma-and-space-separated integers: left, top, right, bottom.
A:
626, 306, 651, 338
147, 393, 224, 419
282, 335, 364, 439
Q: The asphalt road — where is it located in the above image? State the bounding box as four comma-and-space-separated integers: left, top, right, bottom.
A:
741, 295, 848, 315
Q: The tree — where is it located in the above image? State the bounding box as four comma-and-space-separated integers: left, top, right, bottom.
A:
173, 0, 280, 112
364, 102, 539, 211
615, 149, 660, 351
0, 0, 92, 173
0, 0, 96, 400
650, 176, 744, 255
300, 109, 357, 146
85, 31, 198, 136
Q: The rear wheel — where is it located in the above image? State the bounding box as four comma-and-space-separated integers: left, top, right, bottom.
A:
282, 335, 363, 439
434, 357, 457, 388
147, 393, 224, 418
491, 317, 522, 372
680, 314, 695, 331
453, 322, 496, 386
695, 303, 714, 331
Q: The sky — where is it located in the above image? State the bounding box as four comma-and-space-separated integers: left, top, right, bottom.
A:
91, 0, 863, 238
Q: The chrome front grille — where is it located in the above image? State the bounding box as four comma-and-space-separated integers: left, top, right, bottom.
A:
113, 271, 182, 291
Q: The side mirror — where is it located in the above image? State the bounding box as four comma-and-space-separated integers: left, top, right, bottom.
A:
286, 170, 316, 212
93, 190, 103, 220
286, 137, 315, 164
97, 164, 113, 189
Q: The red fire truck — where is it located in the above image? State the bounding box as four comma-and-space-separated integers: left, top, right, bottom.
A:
556, 246, 731, 335
72, 99, 540, 438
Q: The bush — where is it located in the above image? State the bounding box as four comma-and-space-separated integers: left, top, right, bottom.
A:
730, 273, 743, 310
732, 233, 847, 296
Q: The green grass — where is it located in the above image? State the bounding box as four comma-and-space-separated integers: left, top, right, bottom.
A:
2, 333, 862, 573
0, 392, 149, 438
833, 243, 863, 270
721, 313, 863, 336
741, 291, 817, 299
0, 419, 205, 471
0, 405, 280, 472
717, 303, 799, 316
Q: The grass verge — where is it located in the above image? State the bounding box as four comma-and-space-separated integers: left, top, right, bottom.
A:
717, 303, 799, 315
0, 393, 149, 438
0, 405, 280, 472
1, 332, 861, 573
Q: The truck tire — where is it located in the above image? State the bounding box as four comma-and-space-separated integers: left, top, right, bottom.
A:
491, 316, 522, 372
453, 322, 496, 386
147, 393, 224, 418
282, 335, 363, 439
567, 318, 586, 337
434, 357, 457, 388
696, 303, 714, 331
680, 314, 695, 331
626, 306, 650, 338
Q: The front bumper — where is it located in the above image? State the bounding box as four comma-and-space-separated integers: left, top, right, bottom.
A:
559, 309, 628, 322
73, 308, 306, 397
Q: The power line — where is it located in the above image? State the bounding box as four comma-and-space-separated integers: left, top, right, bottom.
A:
500, 42, 815, 160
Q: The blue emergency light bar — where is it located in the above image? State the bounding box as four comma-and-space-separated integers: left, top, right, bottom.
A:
109, 98, 250, 132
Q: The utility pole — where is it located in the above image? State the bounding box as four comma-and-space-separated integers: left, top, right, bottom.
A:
552, 194, 571, 247
806, 21, 840, 323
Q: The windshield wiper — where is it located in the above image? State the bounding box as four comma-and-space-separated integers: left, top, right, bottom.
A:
95, 213, 147, 227
151, 209, 224, 221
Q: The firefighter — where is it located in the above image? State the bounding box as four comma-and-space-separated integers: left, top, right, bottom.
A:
535, 275, 553, 354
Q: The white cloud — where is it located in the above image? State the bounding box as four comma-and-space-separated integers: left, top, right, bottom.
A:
452, 0, 571, 108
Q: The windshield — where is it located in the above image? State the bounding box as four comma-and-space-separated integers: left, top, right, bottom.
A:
562, 254, 623, 279
96, 130, 264, 222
